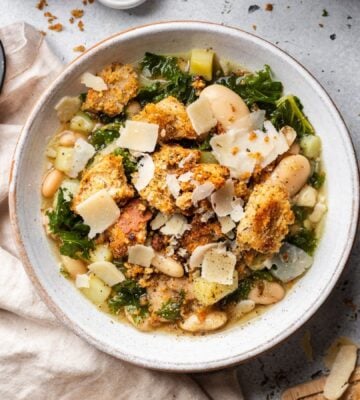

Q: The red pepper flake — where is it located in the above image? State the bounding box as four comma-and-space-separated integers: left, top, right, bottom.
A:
71, 9, 84, 19
48, 23, 63, 32
73, 45, 86, 53
36, 0, 48, 10
265, 3, 273, 11
78, 20, 85, 32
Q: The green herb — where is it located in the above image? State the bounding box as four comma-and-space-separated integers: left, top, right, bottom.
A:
198, 135, 213, 151
113, 148, 138, 179
89, 123, 121, 150
156, 291, 185, 321
79, 92, 87, 103
216, 65, 283, 113
59, 266, 70, 278
271, 95, 315, 137
308, 171, 326, 189
108, 279, 148, 313
98, 112, 125, 125
221, 270, 275, 306
292, 205, 312, 223
112, 259, 126, 273
287, 228, 317, 255
137, 52, 196, 105
322, 9, 329, 17
47, 188, 94, 259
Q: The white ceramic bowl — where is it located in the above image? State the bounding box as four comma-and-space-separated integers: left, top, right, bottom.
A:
9, 21, 359, 372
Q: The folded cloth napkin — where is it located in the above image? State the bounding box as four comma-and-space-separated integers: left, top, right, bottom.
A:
0, 22, 243, 400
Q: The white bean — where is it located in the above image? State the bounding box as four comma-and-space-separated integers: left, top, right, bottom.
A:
151, 253, 184, 278
280, 126, 297, 147
248, 281, 285, 305
59, 131, 76, 146
288, 142, 300, 155
126, 100, 141, 117
42, 169, 64, 198
271, 155, 311, 196
60, 255, 87, 278
179, 311, 227, 332
200, 84, 250, 130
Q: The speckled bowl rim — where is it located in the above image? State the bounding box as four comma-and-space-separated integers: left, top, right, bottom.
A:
9, 21, 360, 372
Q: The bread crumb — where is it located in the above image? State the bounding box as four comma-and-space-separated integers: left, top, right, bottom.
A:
36, 0, 48, 10
73, 45, 86, 53
48, 23, 63, 32
71, 9, 84, 18
252, 24, 257, 30
39, 30, 47, 36
69, 17, 75, 24
265, 3, 273, 11
78, 20, 85, 32
44, 11, 57, 23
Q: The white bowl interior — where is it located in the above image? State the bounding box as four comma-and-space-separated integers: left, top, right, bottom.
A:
10, 22, 359, 371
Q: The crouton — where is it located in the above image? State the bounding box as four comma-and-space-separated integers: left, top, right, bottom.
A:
139, 145, 200, 214
236, 181, 294, 254
82, 64, 138, 116
72, 153, 134, 208
132, 96, 197, 142
107, 199, 152, 258
176, 163, 230, 212
181, 214, 224, 254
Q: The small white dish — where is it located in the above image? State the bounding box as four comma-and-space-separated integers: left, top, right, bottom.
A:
97, 0, 146, 10
9, 21, 359, 372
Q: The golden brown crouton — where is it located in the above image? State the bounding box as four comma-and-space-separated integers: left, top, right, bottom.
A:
236, 181, 294, 254
139, 145, 200, 214
82, 64, 138, 116
107, 199, 152, 258
132, 96, 197, 142
181, 214, 224, 254
176, 164, 230, 212
72, 153, 134, 208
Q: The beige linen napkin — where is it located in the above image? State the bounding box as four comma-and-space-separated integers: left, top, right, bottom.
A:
0, 22, 243, 400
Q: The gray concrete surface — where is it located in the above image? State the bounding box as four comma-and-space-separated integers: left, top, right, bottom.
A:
1, 0, 360, 398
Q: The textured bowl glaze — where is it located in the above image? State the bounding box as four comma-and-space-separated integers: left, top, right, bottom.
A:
9, 21, 359, 372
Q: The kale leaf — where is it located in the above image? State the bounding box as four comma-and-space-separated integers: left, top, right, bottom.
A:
292, 205, 312, 224
47, 188, 94, 259
89, 123, 121, 150
271, 95, 315, 137
287, 228, 317, 255
220, 270, 275, 306
308, 171, 326, 189
113, 148, 138, 180
108, 279, 148, 316
216, 65, 283, 113
137, 52, 196, 105
156, 291, 185, 321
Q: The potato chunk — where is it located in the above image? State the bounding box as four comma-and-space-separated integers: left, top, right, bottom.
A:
133, 96, 197, 142
82, 64, 139, 116
72, 153, 134, 208
236, 181, 294, 254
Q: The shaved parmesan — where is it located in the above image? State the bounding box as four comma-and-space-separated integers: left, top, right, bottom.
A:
160, 214, 189, 236
192, 182, 215, 205
81, 72, 108, 91
166, 174, 181, 198
128, 245, 155, 268
211, 180, 235, 217
231, 109, 265, 131
88, 261, 125, 287
133, 154, 154, 191
261, 121, 289, 167
178, 171, 193, 182
201, 247, 236, 285
117, 120, 158, 152
178, 153, 195, 168
189, 243, 220, 269
75, 274, 90, 288
230, 198, 244, 222
75, 189, 120, 238
323, 344, 358, 400
67, 138, 95, 178
55, 96, 81, 122
186, 96, 217, 135
218, 216, 236, 234
150, 212, 169, 230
